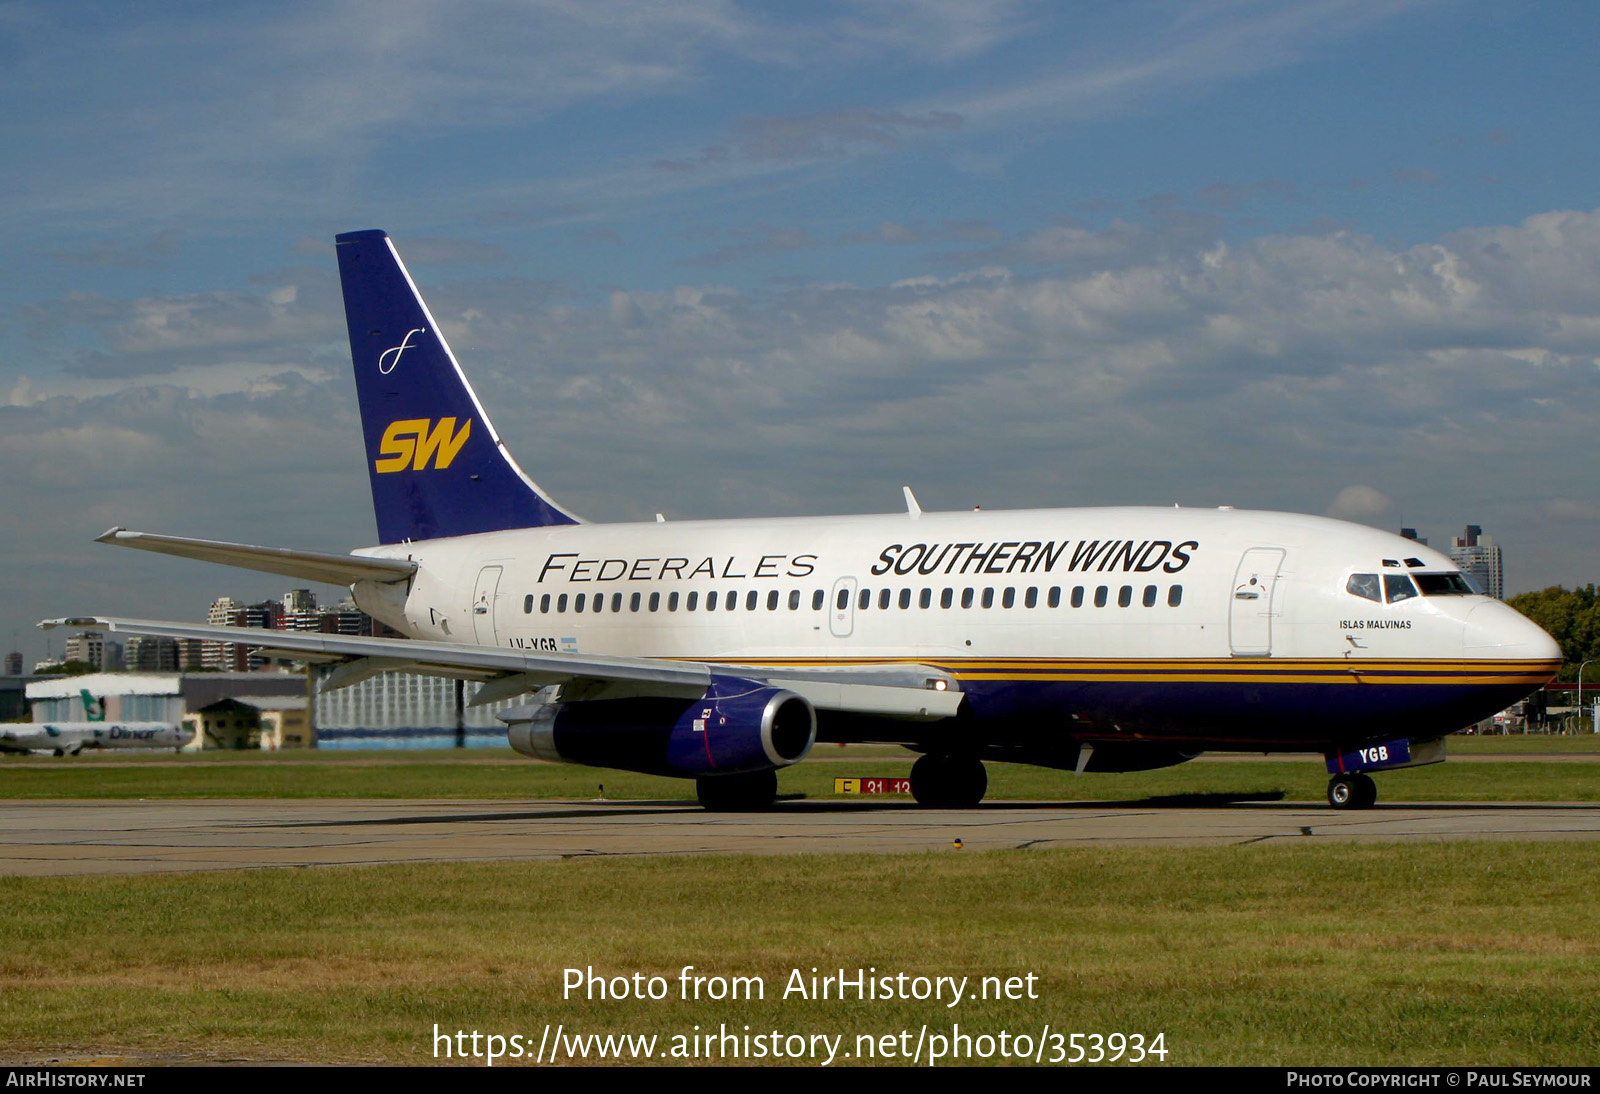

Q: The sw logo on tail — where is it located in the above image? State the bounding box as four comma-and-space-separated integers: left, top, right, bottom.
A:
375, 417, 472, 473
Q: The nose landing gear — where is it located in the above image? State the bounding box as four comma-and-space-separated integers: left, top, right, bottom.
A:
1327, 772, 1377, 810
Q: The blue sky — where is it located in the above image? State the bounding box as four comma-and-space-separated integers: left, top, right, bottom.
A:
3, 1, 1599, 666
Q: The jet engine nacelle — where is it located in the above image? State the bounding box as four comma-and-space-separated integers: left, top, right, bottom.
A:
505, 675, 816, 778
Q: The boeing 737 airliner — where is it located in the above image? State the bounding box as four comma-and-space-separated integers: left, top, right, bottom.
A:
0, 721, 192, 756
0, 688, 193, 755
45, 230, 1561, 810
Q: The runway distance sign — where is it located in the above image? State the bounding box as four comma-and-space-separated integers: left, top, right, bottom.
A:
834, 777, 912, 795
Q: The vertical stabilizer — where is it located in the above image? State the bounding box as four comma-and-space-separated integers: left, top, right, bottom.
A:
335, 229, 582, 543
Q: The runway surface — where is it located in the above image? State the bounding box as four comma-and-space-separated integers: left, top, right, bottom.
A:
4, 798, 1599, 875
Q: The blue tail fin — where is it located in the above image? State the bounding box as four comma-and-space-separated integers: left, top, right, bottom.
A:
335, 229, 582, 543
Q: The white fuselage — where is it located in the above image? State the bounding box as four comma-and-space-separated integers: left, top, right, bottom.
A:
0, 722, 193, 755
340, 505, 1557, 754
351, 506, 1551, 667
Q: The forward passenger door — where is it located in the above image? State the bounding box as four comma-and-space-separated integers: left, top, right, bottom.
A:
1229, 548, 1285, 657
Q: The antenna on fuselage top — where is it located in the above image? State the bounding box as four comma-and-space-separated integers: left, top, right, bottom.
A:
903, 486, 922, 518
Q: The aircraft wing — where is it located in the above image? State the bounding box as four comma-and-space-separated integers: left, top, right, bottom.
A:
38, 617, 963, 720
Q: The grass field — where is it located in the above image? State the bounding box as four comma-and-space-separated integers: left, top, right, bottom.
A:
1, 743, 1595, 1067
1, 843, 1596, 1066
0, 742, 1594, 803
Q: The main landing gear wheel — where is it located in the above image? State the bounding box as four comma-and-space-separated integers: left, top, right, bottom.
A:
910, 753, 988, 808
1327, 772, 1377, 810
696, 769, 778, 812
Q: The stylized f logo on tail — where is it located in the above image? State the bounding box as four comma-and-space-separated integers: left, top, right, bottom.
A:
80, 689, 105, 721
378, 328, 425, 374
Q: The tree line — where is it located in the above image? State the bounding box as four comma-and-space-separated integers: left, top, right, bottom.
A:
1505, 585, 1600, 680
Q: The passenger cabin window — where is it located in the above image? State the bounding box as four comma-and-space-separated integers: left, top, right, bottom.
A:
789, 590, 801, 610
1094, 586, 1108, 608
1383, 574, 1419, 603
707, 591, 719, 611
524, 595, 534, 614
812, 590, 824, 610
1346, 574, 1381, 603
1168, 585, 1183, 607
1071, 586, 1084, 608
1117, 585, 1133, 608
1142, 585, 1157, 607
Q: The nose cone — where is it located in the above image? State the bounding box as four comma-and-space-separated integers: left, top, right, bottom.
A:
1463, 601, 1563, 663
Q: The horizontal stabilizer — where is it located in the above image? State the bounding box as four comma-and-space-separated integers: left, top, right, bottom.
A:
96, 528, 416, 586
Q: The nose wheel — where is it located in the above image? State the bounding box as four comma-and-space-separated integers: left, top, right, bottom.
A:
1327, 772, 1377, 810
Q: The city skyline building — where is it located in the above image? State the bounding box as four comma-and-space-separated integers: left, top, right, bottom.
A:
1449, 524, 1504, 600
61, 631, 122, 672
124, 635, 205, 673
199, 591, 395, 672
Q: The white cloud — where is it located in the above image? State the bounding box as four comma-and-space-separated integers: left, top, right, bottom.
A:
1326, 485, 1396, 523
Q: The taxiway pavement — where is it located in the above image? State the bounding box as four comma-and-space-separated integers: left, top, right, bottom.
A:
3, 798, 1599, 876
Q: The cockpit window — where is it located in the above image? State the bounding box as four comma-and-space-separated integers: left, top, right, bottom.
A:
1414, 572, 1479, 596
1383, 574, 1419, 603
1346, 573, 1381, 602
